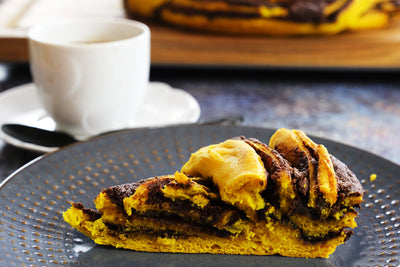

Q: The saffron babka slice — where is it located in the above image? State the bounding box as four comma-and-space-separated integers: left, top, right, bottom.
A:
63, 128, 364, 258
123, 0, 400, 35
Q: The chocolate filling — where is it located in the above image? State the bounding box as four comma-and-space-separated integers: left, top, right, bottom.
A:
76, 200, 351, 244
302, 142, 334, 217
263, 210, 356, 243
154, 0, 353, 23
104, 178, 151, 209
107, 211, 234, 238
300, 228, 353, 244
105, 221, 233, 238
105, 176, 244, 228
281, 154, 362, 220
73, 203, 102, 221
244, 136, 362, 221
144, 197, 243, 227
332, 155, 364, 198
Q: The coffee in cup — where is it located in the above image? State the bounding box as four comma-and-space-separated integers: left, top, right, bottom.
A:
28, 18, 150, 139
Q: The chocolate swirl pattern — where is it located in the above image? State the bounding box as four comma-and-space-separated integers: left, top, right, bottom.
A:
123, 0, 400, 34
63, 128, 363, 258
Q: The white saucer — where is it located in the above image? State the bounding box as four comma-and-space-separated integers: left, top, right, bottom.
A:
0, 82, 201, 153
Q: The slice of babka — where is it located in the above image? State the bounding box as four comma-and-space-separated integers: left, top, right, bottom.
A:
63, 128, 363, 258
123, 0, 400, 35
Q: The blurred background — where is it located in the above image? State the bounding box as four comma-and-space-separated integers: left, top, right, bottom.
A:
0, 0, 399, 178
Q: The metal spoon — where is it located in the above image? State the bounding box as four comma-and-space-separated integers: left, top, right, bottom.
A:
1, 123, 77, 147
1, 115, 244, 149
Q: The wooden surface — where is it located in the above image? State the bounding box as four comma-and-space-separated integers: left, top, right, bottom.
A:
2, 21, 400, 69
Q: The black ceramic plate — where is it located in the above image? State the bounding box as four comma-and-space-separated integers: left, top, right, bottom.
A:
0, 125, 399, 267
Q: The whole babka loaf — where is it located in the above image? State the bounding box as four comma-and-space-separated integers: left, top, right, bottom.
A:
64, 128, 364, 258
123, 0, 400, 34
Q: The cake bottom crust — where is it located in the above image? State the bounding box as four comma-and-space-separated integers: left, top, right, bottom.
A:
64, 206, 347, 258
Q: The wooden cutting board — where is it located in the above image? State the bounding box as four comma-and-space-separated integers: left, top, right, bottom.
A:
2, 21, 400, 69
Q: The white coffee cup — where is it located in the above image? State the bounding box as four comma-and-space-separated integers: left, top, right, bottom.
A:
28, 18, 150, 139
